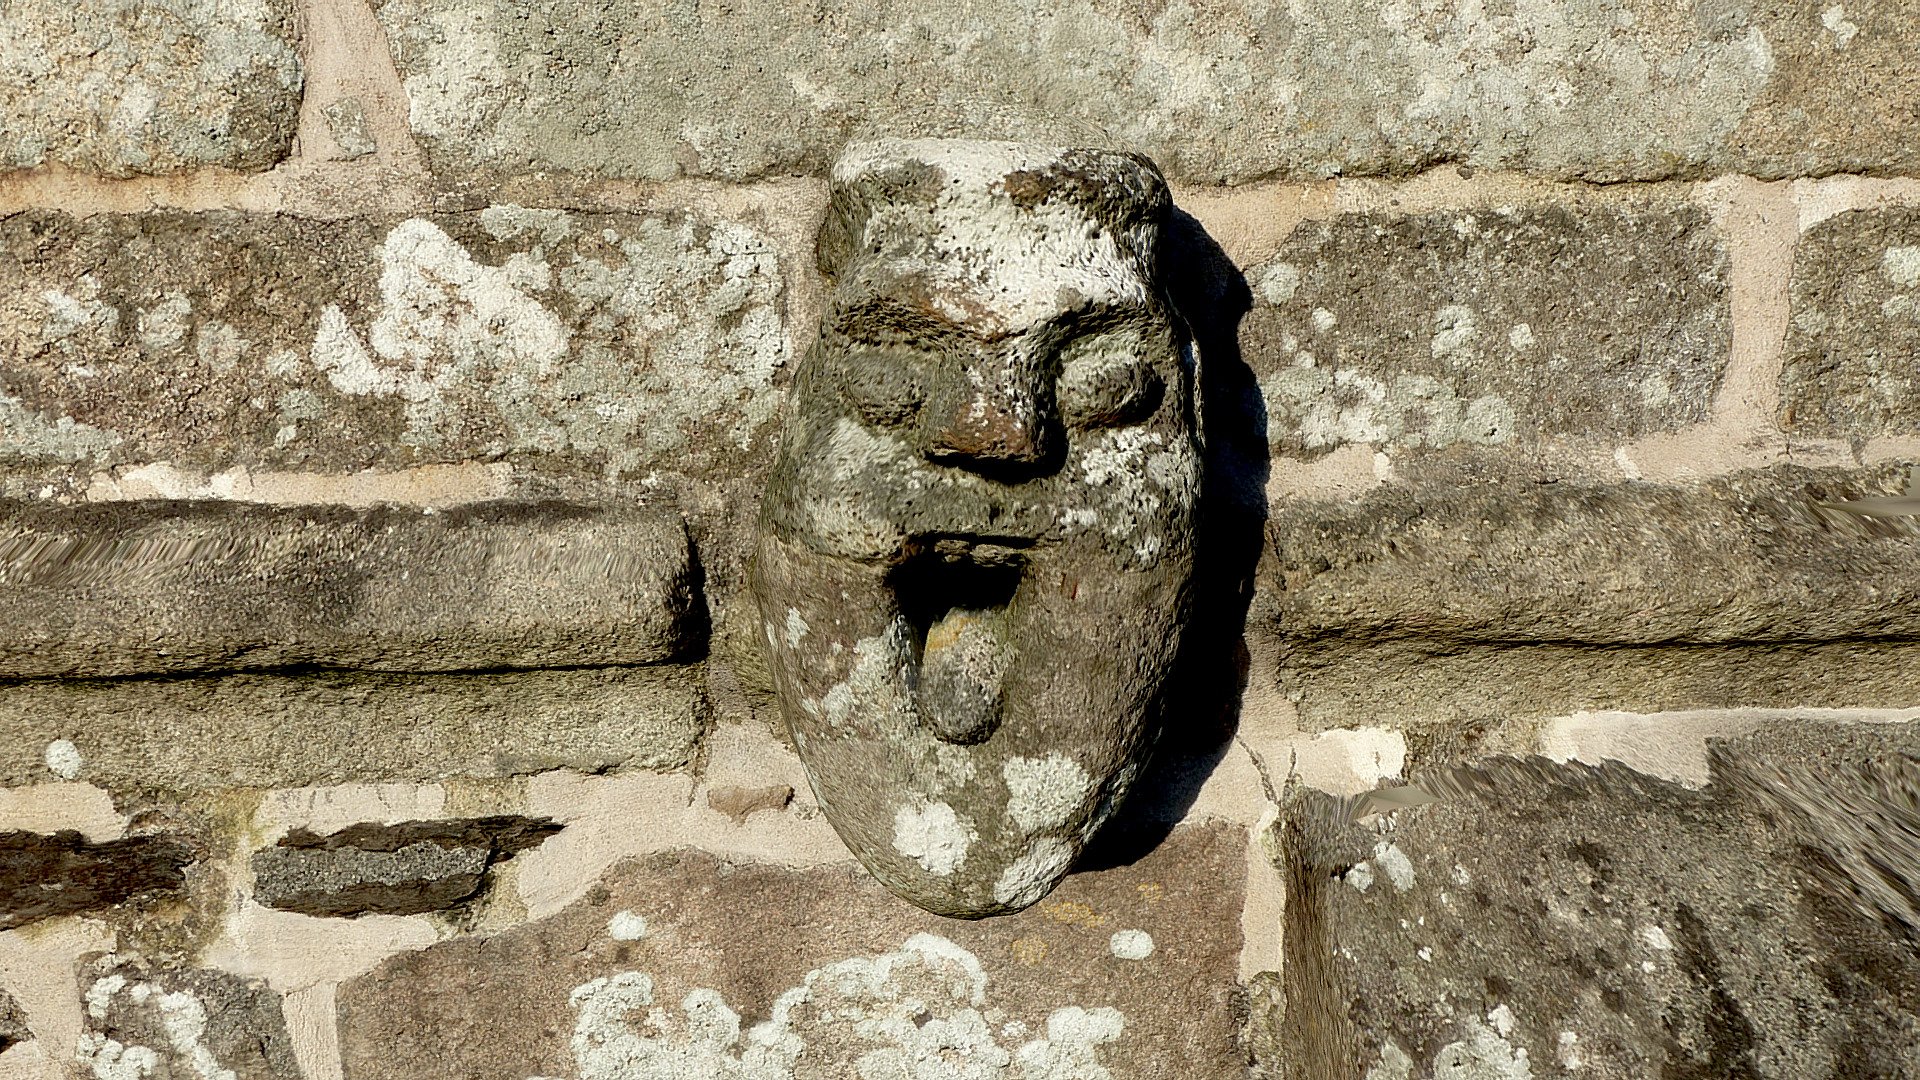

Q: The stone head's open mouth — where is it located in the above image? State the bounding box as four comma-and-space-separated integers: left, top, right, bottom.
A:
889, 535, 1028, 745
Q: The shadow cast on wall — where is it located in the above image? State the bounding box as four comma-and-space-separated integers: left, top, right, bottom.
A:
1080, 207, 1270, 872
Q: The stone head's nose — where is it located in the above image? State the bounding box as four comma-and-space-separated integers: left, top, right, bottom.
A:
923, 370, 1052, 475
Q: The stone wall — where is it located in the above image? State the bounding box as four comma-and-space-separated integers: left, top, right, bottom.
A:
2, 2, 1918, 1078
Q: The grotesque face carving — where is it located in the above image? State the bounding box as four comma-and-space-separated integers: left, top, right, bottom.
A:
752, 140, 1199, 917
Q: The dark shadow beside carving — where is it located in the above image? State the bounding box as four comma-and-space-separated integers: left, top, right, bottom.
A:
1079, 207, 1268, 871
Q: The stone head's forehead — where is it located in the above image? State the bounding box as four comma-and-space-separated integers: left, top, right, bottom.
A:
825, 140, 1169, 334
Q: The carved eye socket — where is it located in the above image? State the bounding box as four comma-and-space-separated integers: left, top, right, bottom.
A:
843, 350, 927, 428
1056, 337, 1164, 429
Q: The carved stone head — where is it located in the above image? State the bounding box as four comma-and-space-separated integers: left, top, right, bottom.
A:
752, 140, 1199, 917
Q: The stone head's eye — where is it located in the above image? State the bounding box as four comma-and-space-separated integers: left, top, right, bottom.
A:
843, 351, 927, 428
1057, 339, 1164, 429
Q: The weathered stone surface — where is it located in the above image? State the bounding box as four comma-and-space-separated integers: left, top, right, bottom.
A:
0, 499, 696, 679
1781, 207, 1920, 437
373, 0, 1920, 184
77, 956, 300, 1079
0, 830, 191, 931
252, 816, 562, 917
1264, 736, 1920, 1079
755, 142, 1199, 917
1251, 204, 1729, 454
0, 988, 25, 1053
1261, 464, 1920, 731
0, 665, 704, 790
0, 0, 302, 176
337, 826, 1243, 1080
0, 209, 789, 479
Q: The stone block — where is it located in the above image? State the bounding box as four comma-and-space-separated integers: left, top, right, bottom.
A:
1249, 204, 1728, 455
1781, 207, 1920, 437
0, 830, 191, 931
1260, 464, 1920, 731
336, 826, 1244, 1080
0, 665, 706, 791
0, 0, 302, 176
373, 0, 1920, 184
1262, 731, 1920, 1079
0, 208, 790, 480
0, 499, 696, 679
77, 956, 300, 1080
252, 816, 562, 917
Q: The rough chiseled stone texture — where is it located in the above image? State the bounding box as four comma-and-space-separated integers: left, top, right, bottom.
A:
0, 830, 191, 931
337, 826, 1243, 1080
1781, 207, 1920, 437
1251, 204, 1729, 454
0, 209, 789, 480
77, 956, 301, 1080
0, 499, 697, 678
252, 816, 562, 917
374, 0, 1919, 184
1264, 735, 1920, 1079
1261, 464, 1920, 731
0, 0, 302, 176
0, 665, 704, 790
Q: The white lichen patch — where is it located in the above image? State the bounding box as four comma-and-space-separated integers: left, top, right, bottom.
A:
1822, 4, 1860, 48
551, 933, 1127, 1080
1372, 842, 1415, 892
1072, 427, 1199, 566
608, 911, 648, 941
1002, 755, 1091, 835
44, 738, 83, 780
1258, 262, 1302, 305
810, 625, 915, 732
1639, 925, 1672, 951
1429, 304, 1480, 363
78, 970, 243, 1080
892, 801, 976, 876
1486, 1003, 1515, 1037
1107, 930, 1153, 961
303, 212, 786, 468
1883, 246, 1920, 288
1260, 367, 1515, 451
1431, 1016, 1533, 1080
831, 142, 1155, 336
1343, 862, 1375, 893
1363, 1039, 1415, 1080
993, 838, 1075, 910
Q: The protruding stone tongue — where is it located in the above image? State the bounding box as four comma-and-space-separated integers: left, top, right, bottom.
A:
916, 609, 1008, 744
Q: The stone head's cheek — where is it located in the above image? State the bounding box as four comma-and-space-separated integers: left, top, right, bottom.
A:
750, 535, 911, 736
1049, 424, 1202, 570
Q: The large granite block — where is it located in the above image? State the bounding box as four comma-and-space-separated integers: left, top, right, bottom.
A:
0, 0, 302, 175
0, 499, 696, 678
1781, 207, 1920, 438
0, 209, 789, 480
0, 665, 706, 791
1261, 729, 1920, 1078
336, 827, 1244, 1080
373, 0, 1920, 184
1250, 204, 1728, 455
1260, 464, 1920, 731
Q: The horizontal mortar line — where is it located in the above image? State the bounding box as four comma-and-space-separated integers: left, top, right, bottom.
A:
0, 655, 709, 690
7, 168, 1920, 219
